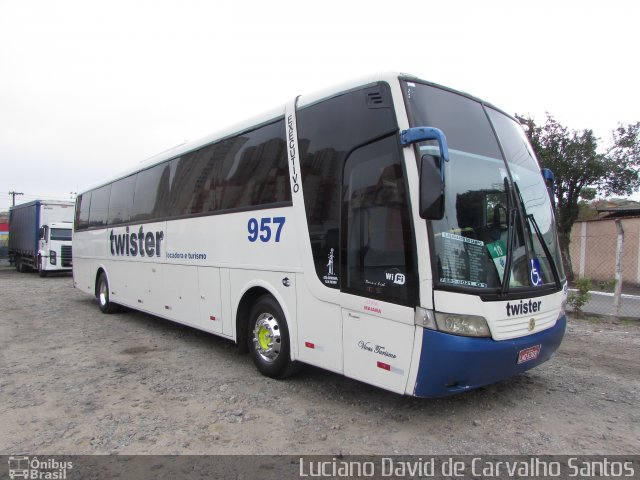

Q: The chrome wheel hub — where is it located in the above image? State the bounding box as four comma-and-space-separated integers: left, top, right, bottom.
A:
252, 313, 281, 363
99, 281, 108, 306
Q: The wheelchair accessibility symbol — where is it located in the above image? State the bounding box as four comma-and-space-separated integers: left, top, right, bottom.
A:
530, 258, 543, 286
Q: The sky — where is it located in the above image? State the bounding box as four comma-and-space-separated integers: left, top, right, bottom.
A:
1, 0, 639, 213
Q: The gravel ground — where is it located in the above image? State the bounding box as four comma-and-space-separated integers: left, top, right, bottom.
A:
1, 266, 639, 455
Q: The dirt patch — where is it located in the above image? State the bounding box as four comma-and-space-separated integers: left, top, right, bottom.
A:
1, 267, 638, 455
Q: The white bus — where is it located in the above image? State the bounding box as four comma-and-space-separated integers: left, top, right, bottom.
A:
73, 72, 567, 397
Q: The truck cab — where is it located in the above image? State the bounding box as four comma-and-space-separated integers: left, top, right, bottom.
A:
37, 222, 73, 276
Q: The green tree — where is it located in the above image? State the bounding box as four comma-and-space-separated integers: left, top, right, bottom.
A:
517, 115, 640, 280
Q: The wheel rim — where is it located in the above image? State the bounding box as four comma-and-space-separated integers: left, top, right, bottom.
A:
99, 279, 108, 307
252, 313, 281, 363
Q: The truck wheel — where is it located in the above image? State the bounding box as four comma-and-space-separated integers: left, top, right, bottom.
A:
38, 256, 47, 277
16, 256, 25, 273
96, 272, 119, 314
248, 295, 300, 379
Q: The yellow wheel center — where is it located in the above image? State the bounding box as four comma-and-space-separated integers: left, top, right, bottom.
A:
258, 326, 270, 350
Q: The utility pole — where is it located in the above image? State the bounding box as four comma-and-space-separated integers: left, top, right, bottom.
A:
8, 191, 23, 206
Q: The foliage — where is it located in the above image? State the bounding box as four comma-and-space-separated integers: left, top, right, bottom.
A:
604, 123, 640, 196
569, 278, 592, 315
576, 201, 599, 221
596, 279, 616, 292
517, 115, 640, 279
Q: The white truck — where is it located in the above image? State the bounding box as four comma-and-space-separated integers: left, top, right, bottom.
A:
9, 200, 74, 276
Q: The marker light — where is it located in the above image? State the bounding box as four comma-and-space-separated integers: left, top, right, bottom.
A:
414, 307, 437, 330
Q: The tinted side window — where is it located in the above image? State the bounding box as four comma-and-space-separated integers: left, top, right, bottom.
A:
107, 175, 136, 225
342, 136, 416, 304
169, 148, 216, 217
75, 192, 91, 231
88, 184, 111, 228
297, 83, 398, 288
218, 119, 289, 210
131, 162, 173, 222
168, 119, 289, 217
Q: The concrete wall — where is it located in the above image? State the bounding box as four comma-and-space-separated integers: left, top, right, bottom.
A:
570, 217, 640, 285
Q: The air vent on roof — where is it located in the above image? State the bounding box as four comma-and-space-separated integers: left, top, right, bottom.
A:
368, 92, 383, 104
365, 86, 390, 109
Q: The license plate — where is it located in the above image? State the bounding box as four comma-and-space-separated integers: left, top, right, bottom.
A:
517, 345, 541, 364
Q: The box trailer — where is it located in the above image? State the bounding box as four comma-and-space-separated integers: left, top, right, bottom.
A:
9, 200, 74, 276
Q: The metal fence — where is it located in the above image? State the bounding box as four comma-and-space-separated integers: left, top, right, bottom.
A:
569, 217, 640, 318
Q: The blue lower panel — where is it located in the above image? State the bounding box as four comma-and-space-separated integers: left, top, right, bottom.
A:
413, 315, 566, 397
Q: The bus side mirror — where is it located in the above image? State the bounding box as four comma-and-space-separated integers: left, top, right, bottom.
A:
400, 127, 450, 163
541, 168, 556, 209
400, 127, 449, 220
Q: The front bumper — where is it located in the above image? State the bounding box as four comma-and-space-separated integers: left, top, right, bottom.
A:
413, 315, 566, 397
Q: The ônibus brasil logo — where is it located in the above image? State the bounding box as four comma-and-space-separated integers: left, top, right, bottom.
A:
8, 456, 73, 479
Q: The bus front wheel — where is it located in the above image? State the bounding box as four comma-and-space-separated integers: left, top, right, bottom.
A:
96, 272, 119, 314
248, 295, 300, 379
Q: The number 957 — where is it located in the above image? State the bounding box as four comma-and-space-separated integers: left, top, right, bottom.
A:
247, 217, 285, 243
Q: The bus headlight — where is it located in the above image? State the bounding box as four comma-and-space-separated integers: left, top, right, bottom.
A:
434, 312, 490, 337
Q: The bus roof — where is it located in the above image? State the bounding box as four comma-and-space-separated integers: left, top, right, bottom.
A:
78, 71, 501, 194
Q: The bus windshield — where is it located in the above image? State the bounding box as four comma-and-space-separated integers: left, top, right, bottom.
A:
403, 80, 564, 293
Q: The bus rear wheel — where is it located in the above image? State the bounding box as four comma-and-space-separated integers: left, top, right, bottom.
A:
96, 272, 119, 314
248, 295, 300, 379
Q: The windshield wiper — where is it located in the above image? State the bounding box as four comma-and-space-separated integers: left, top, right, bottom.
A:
500, 206, 516, 295
500, 176, 515, 295
526, 212, 561, 289
513, 182, 561, 290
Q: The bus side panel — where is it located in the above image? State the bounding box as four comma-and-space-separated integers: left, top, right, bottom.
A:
294, 273, 343, 374
73, 230, 104, 295
197, 266, 223, 334
342, 310, 416, 395
107, 260, 160, 314
164, 209, 299, 274
220, 268, 233, 337
72, 255, 94, 295
162, 264, 200, 326
109, 259, 140, 307
104, 259, 123, 303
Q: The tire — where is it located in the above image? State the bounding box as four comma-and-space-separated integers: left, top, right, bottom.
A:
248, 295, 300, 379
96, 271, 119, 314
16, 256, 26, 273
38, 256, 47, 277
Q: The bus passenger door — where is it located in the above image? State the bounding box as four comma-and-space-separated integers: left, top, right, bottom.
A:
339, 136, 417, 394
